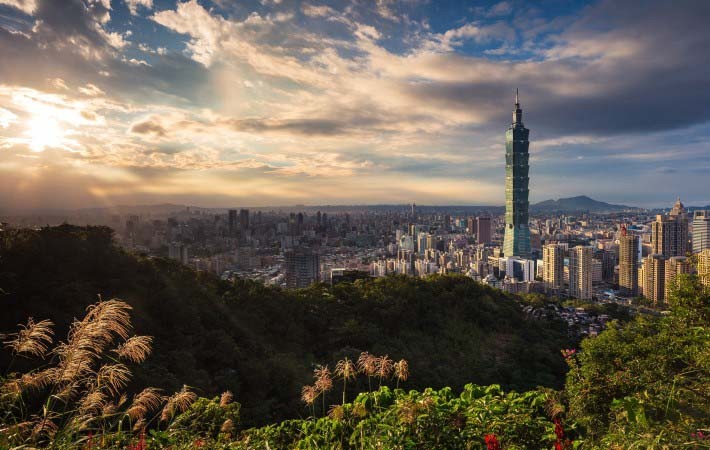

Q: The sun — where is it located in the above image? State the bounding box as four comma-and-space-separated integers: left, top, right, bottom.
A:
27, 114, 65, 152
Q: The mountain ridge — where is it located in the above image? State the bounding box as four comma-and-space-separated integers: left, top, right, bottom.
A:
531, 195, 634, 212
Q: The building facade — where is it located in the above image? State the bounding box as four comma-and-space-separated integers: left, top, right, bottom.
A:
503, 90, 531, 258
285, 247, 320, 289
643, 254, 666, 307
651, 198, 689, 257
619, 227, 639, 297
542, 244, 564, 294
698, 248, 710, 288
693, 210, 710, 253
664, 256, 691, 300
569, 246, 593, 300
476, 216, 492, 244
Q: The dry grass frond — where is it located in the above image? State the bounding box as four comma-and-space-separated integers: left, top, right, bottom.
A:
96, 364, 131, 396
161, 385, 196, 422
221, 418, 235, 435
78, 388, 106, 416
301, 385, 317, 405
394, 359, 409, 382
3, 318, 54, 358
328, 404, 345, 421
376, 355, 393, 379
82, 300, 132, 342
335, 358, 357, 381
132, 418, 147, 432
3, 421, 33, 442
171, 385, 196, 412
220, 390, 233, 407
55, 380, 82, 402
0, 370, 53, 396
101, 399, 121, 417
114, 335, 153, 364
57, 300, 133, 373
65, 413, 93, 433
314, 365, 333, 393
127, 388, 163, 421
53, 344, 96, 385
31, 418, 58, 441
357, 352, 378, 377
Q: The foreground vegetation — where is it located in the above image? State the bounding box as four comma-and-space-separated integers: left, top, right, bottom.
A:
0, 225, 570, 425
1, 226, 708, 448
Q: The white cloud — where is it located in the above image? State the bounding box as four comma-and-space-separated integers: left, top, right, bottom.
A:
125, 0, 153, 15
0, 107, 17, 128
0, 0, 37, 15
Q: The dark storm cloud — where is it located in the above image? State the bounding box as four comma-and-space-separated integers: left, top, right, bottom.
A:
402, 0, 710, 137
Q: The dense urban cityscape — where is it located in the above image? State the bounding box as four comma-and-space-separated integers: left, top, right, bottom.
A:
3, 95, 708, 316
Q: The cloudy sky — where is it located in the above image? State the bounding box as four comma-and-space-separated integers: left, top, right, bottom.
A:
0, 0, 708, 210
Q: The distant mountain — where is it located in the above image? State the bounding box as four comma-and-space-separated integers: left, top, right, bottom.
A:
532, 195, 634, 212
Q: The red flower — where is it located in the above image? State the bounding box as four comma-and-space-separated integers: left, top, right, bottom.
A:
553, 419, 573, 450
127, 431, 147, 450
485, 433, 501, 450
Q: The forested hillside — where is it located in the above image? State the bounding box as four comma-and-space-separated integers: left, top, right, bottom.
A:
0, 225, 570, 426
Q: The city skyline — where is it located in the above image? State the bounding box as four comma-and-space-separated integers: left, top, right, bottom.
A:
1, 0, 709, 211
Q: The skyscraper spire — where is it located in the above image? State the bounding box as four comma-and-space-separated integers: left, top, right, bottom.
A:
512, 88, 523, 125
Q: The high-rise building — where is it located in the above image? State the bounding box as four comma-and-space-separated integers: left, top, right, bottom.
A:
503, 89, 531, 258
619, 227, 639, 297
643, 254, 666, 306
168, 243, 189, 265
698, 249, 710, 288
467, 217, 476, 235
600, 249, 617, 284
569, 246, 593, 300
664, 256, 691, 300
651, 198, 689, 257
285, 247, 320, 289
543, 244, 564, 294
228, 209, 238, 236
239, 209, 249, 231
692, 210, 710, 253
476, 217, 492, 244
591, 259, 603, 285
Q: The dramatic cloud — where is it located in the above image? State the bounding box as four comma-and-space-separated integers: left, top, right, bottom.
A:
0, 0, 708, 210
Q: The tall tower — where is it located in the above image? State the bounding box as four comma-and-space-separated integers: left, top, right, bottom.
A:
503, 89, 531, 258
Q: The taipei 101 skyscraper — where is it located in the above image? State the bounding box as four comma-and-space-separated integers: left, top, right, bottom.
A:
503, 89, 531, 258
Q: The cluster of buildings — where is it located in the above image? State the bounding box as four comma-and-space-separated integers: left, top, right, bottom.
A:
110, 93, 710, 303
5, 92, 708, 308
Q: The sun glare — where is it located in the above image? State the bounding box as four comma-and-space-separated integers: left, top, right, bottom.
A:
26, 114, 65, 152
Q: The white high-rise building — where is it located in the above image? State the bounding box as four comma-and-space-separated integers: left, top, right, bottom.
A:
569, 246, 593, 300
693, 210, 710, 253
543, 244, 564, 293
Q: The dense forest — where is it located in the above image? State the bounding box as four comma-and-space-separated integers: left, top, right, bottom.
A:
0, 225, 570, 426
